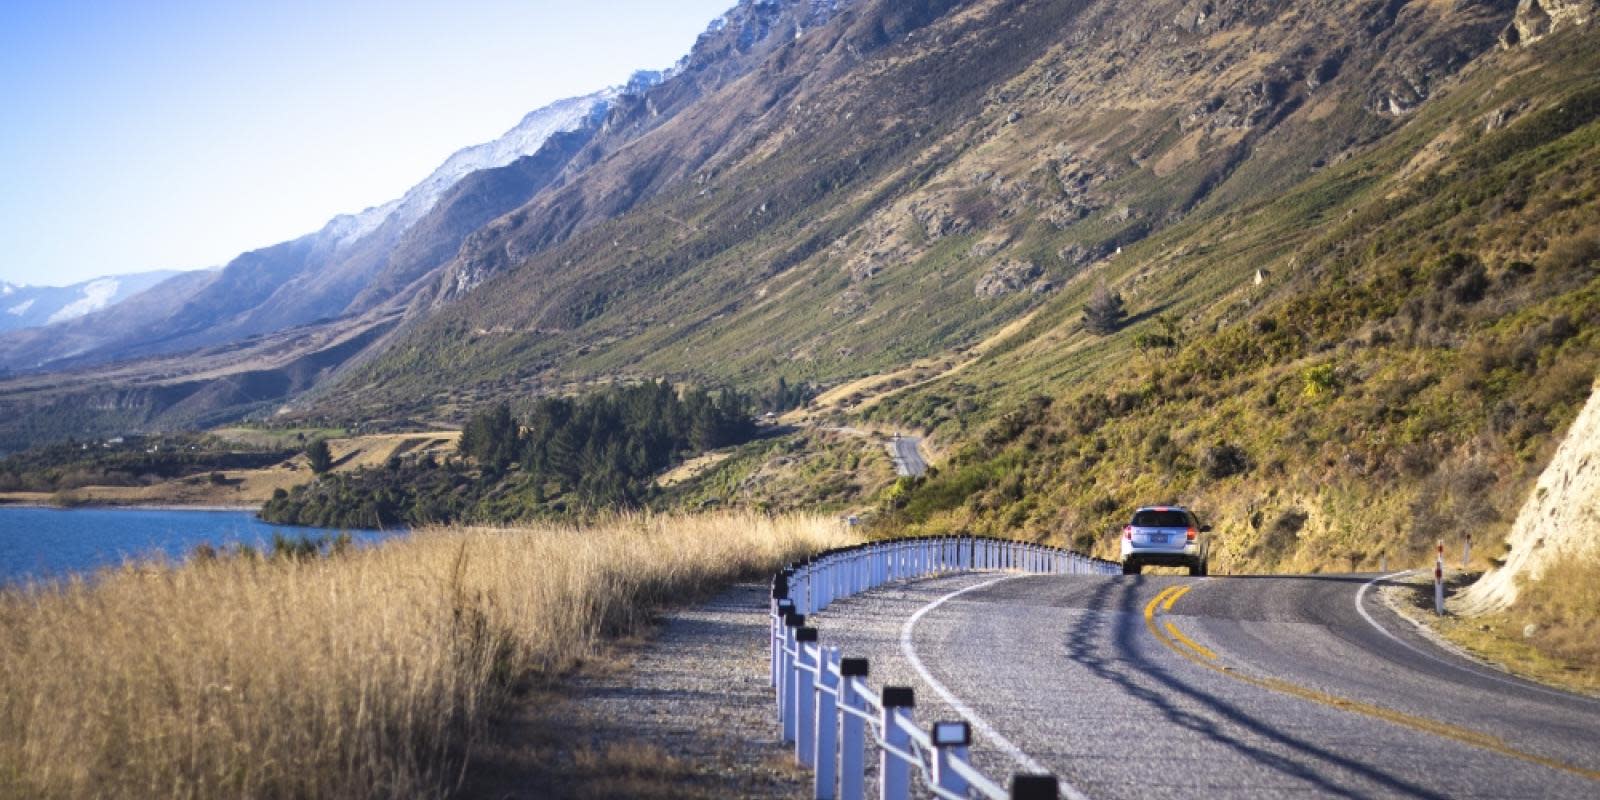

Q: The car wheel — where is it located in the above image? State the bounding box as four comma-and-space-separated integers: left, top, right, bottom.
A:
1122, 561, 1141, 575
1187, 561, 1203, 577
1199, 559, 1210, 577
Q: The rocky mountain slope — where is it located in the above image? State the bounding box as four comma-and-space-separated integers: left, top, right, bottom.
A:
313, 0, 1599, 575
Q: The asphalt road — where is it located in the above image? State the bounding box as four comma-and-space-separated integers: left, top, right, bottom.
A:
812, 572, 1600, 799
888, 436, 927, 477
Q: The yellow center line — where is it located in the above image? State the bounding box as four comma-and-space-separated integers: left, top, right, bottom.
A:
1162, 584, 1191, 611
1140, 585, 1600, 783
1164, 620, 1218, 660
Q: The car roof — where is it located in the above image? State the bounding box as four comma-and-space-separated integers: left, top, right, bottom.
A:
1134, 505, 1188, 513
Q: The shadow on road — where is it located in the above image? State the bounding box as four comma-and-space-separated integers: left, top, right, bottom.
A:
1058, 577, 1448, 799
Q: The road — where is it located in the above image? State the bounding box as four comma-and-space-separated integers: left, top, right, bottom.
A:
811, 572, 1600, 799
888, 435, 928, 477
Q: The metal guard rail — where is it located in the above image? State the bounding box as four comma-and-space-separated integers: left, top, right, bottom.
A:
770, 535, 1120, 799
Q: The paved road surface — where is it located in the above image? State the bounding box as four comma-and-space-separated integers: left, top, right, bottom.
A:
888, 436, 927, 477
812, 572, 1600, 799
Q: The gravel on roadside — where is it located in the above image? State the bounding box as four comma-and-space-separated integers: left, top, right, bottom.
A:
460, 581, 809, 800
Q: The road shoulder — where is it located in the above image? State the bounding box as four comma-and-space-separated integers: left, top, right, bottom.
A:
459, 582, 807, 799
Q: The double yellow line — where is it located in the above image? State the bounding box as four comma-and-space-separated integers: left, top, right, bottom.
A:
1142, 583, 1600, 783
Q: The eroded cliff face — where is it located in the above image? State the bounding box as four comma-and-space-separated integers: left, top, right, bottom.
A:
1461, 377, 1600, 613
1502, 0, 1597, 47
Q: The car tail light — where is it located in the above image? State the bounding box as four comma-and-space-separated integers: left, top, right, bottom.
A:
1123, 525, 1133, 540
1186, 528, 1198, 541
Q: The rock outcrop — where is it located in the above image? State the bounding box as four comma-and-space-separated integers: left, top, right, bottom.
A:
1459, 376, 1600, 613
1502, 0, 1597, 47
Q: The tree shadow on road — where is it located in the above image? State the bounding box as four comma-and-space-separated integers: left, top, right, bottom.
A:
1057, 577, 1448, 799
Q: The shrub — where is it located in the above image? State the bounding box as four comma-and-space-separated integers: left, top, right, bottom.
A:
1201, 442, 1250, 480
1082, 284, 1126, 335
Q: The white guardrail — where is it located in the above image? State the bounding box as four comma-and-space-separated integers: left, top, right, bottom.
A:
770, 536, 1121, 800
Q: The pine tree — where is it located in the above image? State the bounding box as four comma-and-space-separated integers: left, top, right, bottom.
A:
306, 438, 333, 474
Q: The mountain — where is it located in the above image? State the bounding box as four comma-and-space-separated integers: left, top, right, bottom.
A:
3, 0, 1599, 590
313, 0, 1598, 573
0, 0, 848, 448
0, 87, 621, 373
0, 271, 184, 334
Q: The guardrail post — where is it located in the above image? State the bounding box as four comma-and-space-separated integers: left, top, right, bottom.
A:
880, 687, 914, 800
931, 720, 972, 796
773, 598, 794, 688
782, 613, 805, 741
1011, 774, 1059, 799
839, 659, 869, 800
815, 647, 840, 800
796, 627, 820, 767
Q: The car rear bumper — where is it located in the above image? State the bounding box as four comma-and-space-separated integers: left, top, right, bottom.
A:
1121, 543, 1201, 565
1122, 551, 1201, 567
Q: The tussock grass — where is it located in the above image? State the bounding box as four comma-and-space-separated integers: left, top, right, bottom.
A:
0, 512, 849, 799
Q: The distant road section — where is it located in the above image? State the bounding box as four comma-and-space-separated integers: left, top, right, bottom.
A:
888, 435, 928, 477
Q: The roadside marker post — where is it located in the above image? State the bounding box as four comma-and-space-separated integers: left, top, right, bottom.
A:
795, 628, 820, 767
880, 687, 915, 800
1463, 534, 1471, 568
814, 646, 840, 798
838, 659, 869, 800
931, 721, 973, 796
1434, 542, 1445, 616
782, 613, 806, 740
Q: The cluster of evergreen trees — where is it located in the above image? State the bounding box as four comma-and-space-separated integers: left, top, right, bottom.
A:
261, 382, 758, 528
460, 381, 756, 507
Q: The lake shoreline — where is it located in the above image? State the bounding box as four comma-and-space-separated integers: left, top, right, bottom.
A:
1, 506, 397, 586
0, 495, 260, 513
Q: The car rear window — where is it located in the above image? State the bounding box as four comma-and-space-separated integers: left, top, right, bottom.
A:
1132, 510, 1189, 528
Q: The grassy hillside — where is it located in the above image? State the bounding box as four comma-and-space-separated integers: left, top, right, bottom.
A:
872, 29, 1600, 571
0, 513, 848, 798
328, 0, 1517, 419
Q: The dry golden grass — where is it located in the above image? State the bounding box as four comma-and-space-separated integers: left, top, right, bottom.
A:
0, 512, 850, 799
1388, 559, 1600, 696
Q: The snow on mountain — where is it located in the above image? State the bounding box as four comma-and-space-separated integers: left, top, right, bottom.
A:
0, 270, 183, 334
331, 89, 619, 246
46, 278, 121, 323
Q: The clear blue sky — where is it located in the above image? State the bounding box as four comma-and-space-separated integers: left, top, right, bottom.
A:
0, 0, 734, 287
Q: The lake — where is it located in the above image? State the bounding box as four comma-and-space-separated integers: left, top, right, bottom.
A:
0, 506, 397, 586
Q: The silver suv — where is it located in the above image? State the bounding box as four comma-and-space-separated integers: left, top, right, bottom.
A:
1121, 506, 1211, 576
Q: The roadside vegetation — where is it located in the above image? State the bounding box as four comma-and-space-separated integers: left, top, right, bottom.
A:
1383, 561, 1600, 694
0, 512, 849, 799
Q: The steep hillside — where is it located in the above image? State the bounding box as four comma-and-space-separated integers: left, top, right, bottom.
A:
867, 12, 1600, 571
314, 0, 1599, 576
329, 0, 1522, 411
0, 0, 857, 451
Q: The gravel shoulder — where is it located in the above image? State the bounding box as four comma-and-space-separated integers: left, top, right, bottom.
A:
461, 581, 808, 799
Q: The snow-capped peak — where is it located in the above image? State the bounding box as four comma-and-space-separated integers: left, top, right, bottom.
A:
330, 89, 619, 247
1, 281, 16, 296
47, 278, 120, 323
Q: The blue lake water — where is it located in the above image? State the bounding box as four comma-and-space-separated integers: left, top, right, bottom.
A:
0, 506, 397, 586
